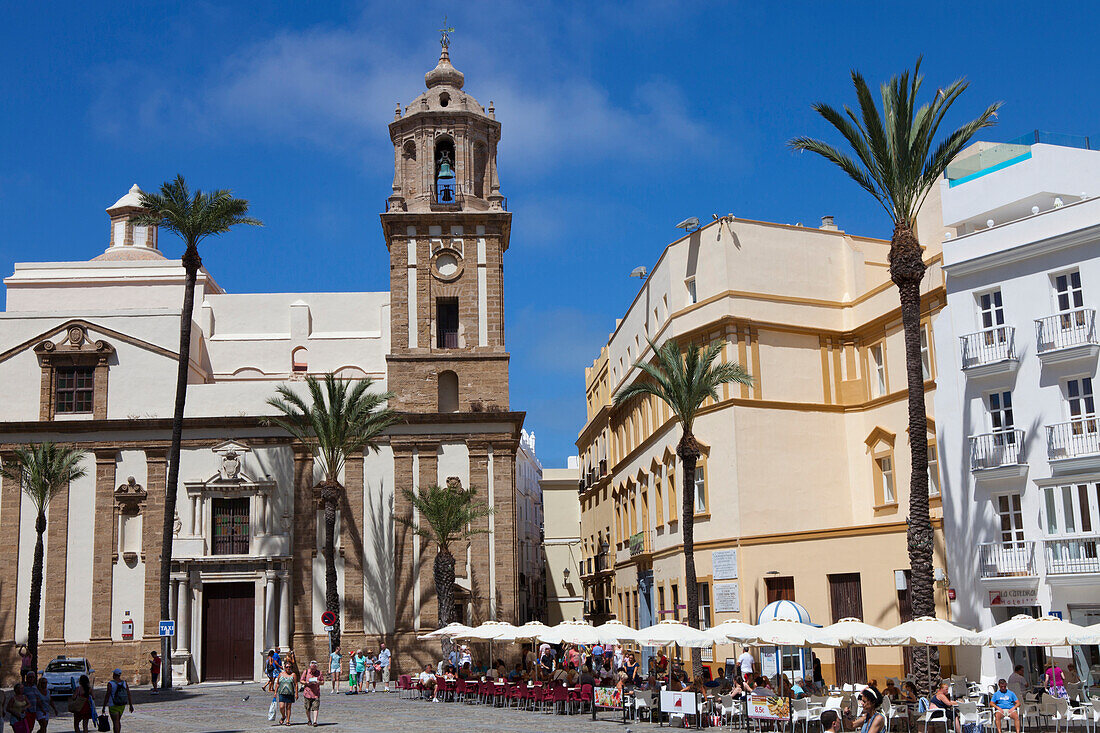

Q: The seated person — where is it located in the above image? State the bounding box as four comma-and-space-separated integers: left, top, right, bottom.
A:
706, 669, 726, 689
578, 665, 596, 688
883, 680, 901, 700
458, 662, 473, 680
506, 664, 523, 683
929, 680, 962, 733
990, 679, 1022, 733
550, 664, 569, 683
418, 665, 437, 701
791, 677, 807, 699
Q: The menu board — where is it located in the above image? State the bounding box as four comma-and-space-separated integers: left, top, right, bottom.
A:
749, 694, 790, 721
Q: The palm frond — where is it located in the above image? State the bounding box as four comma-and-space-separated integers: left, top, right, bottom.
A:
263, 373, 399, 483
135, 174, 262, 252
397, 484, 494, 554
613, 338, 752, 436
0, 443, 89, 514
788, 59, 1000, 227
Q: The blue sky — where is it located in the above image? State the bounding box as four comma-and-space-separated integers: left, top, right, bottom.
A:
1, 2, 1097, 466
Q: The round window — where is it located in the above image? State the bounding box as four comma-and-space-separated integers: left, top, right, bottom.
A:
436, 253, 459, 277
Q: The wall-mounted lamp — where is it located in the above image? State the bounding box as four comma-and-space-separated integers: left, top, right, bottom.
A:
563, 567, 570, 580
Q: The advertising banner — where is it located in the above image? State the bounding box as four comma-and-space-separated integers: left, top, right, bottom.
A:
748, 694, 791, 721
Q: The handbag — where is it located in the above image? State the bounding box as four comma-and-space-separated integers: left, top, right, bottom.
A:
268, 697, 277, 721
97, 713, 111, 732
67, 695, 84, 714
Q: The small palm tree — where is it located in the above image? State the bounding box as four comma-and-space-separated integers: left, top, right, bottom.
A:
138, 175, 260, 688
1, 444, 88, 672
789, 59, 999, 691
265, 374, 398, 649
397, 483, 493, 654
613, 339, 752, 673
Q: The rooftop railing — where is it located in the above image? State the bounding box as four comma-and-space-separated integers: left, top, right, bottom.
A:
945, 131, 1092, 186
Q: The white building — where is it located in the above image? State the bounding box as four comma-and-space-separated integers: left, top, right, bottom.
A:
515, 429, 545, 623
934, 133, 1100, 684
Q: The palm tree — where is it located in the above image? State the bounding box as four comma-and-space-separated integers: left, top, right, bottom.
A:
397, 483, 493, 654
137, 175, 260, 688
265, 374, 399, 649
789, 59, 999, 690
613, 339, 752, 673
0, 443, 88, 672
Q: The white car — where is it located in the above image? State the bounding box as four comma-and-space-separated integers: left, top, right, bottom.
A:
41, 656, 94, 697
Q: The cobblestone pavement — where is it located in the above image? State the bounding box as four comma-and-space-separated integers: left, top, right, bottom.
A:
69, 683, 633, 732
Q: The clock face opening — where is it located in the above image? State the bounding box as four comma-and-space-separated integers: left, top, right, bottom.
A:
435, 252, 460, 278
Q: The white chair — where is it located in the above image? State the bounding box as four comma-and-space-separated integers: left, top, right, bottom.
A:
958, 701, 989, 733
634, 690, 653, 722
884, 696, 909, 733
791, 697, 815, 733
825, 696, 844, 711
1052, 697, 1089, 733
918, 702, 950, 733
1086, 701, 1100, 733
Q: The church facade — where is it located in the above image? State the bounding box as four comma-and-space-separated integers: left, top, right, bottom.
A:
0, 42, 523, 683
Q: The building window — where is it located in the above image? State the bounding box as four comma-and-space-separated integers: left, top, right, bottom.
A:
693, 460, 707, 514
870, 344, 886, 397
211, 497, 250, 555
1066, 378, 1096, 427
765, 575, 795, 603
1043, 483, 1099, 536
658, 585, 666, 618
927, 442, 940, 497
436, 297, 459, 348
685, 277, 697, 305
979, 289, 1006, 331
671, 584, 680, 621
1054, 270, 1084, 314
698, 581, 712, 630
667, 461, 678, 523
989, 391, 1016, 436
996, 494, 1024, 547
55, 366, 95, 414
655, 474, 664, 525
920, 326, 932, 380
876, 456, 896, 504
291, 346, 308, 373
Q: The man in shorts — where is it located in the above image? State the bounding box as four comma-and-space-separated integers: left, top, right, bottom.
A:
102, 668, 134, 732
378, 643, 392, 692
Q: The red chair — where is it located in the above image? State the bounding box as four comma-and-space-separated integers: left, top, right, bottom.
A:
573, 683, 594, 714
439, 678, 456, 702
396, 674, 412, 699
506, 683, 522, 708
550, 684, 570, 715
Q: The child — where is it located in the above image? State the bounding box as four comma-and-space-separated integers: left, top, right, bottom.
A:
346, 650, 359, 695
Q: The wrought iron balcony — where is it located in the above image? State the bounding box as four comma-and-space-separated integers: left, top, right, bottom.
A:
960, 327, 1018, 376
1035, 309, 1098, 364
978, 541, 1036, 578
1044, 536, 1100, 575
969, 430, 1026, 476
1046, 418, 1100, 472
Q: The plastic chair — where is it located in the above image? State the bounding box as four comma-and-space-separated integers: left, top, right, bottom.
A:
397, 674, 412, 699
791, 696, 814, 733
918, 702, 950, 733
635, 690, 655, 722
1052, 697, 1089, 733
550, 684, 570, 714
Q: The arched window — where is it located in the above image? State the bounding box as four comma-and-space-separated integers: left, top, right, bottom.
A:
434, 135, 456, 204
438, 370, 459, 412
292, 347, 308, 373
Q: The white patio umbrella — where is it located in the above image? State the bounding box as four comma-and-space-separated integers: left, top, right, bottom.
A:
495, 621, 556, 681
417, 621, 474, 640
593, 619, 641, 645
635, 620, 714, 687
707, 619, 760, 645
454, 621, 519, 672
540, 620, 604, 646
879, 616, 983, 647
821, 617, 891, 646
751, 618, 842, 648
980, 614, 1100, 647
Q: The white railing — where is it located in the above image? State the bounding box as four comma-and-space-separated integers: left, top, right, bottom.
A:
969, 430, 1025, 470
1046, 419, 1100, 460
978, 541, 1035, 577
1035, 309, 1097, 354
960, 327, 1016, 369
1044, 536, 1100, 575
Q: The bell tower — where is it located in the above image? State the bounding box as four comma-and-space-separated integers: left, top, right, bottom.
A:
383, 37, 511, 413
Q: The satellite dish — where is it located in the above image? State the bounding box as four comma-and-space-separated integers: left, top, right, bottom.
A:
675, 217, 700, 230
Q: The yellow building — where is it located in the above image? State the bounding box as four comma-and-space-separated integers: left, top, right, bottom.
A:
577, 204, 953, 684
541, 462, 584, 624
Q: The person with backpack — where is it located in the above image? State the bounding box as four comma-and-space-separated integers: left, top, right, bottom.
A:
100, 669, 133, 733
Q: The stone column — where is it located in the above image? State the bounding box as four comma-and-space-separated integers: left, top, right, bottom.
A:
171, 573, 192, 684
265, 571, 278, 651
0, 452, 22, 652
143, 449, 168, 639
90, 450, 117, 641
341, 454, 365, 638
291, 446, 315, 649
279, 572, 292, 651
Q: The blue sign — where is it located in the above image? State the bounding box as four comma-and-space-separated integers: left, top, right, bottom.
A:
1050, 611, 1063, 620
159, 619, 176, 637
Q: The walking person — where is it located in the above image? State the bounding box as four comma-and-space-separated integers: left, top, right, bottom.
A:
1043, 661, 1068, 699
300, 661, 323, 728
100, 669, 133, 733
354, 649, 367, 694
17, 645, 33, 683
262, 649, 281, 693
363, 649, 377, 693
329, 646, 342, 694
275, 660, 299, 726
69, 675, 95, 733
148, 651, 161, 693
34, 676, 59, 732
346, 650, 358, 694
5, 682, 34, 733
377, 643, 391, 692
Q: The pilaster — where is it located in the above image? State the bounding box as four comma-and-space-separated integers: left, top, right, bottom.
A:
90, 450, 117, 640
143, 449, 168, 638
341, 453, 365, 635
292, 446, 315, 638
0, 452, 22, 643
43, 476, 70, 642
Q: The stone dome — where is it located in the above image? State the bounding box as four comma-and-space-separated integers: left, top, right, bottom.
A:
425, 46, 464, 90
91, 247, 166, 261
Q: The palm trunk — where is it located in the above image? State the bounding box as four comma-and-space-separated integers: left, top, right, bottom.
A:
27, 511, 46, 673
434, 546, 456, 658
890, 222, 938, 693
677, 431, 702, 676
321, 481, 341, 649
161, 244, 201, 689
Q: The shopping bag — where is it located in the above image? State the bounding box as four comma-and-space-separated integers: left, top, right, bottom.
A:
97, 713, 111, 732
268, 697, 277, 721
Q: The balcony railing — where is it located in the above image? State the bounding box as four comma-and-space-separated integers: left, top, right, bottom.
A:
1046, 419, 1100, 461
960, 327, 1017, 370
1044, 536, 1100, 575
1035, 309, 1097, 355
978, 541, 1035, 578
969, 430, 1025, 470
